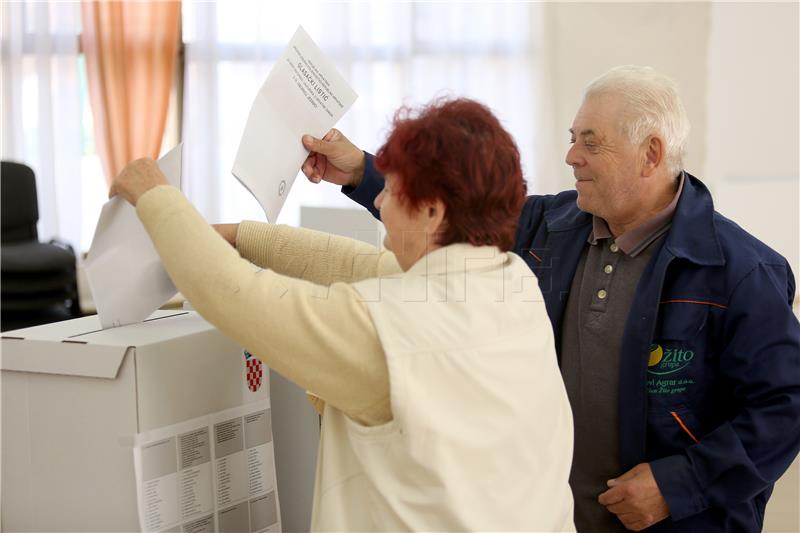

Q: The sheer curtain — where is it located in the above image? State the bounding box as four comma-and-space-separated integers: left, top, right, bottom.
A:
1, 1, 83, 246
80, 0, 181, 185
183, 1, 544, 227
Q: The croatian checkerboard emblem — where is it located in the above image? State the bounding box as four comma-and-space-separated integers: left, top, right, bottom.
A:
244, 350, 263, 392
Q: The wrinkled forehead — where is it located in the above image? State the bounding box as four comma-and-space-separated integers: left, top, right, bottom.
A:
570, 92, 628, 138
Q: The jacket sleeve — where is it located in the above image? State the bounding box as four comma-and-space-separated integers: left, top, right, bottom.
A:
512, 195, 549, 257
341, 152, 384, 220
650, 261, 800, 520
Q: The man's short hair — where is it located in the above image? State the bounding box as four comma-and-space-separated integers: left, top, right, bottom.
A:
585, 65, 691, 176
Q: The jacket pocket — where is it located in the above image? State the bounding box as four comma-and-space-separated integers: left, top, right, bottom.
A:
646, 405, 702, 457
654, 301, 709, 341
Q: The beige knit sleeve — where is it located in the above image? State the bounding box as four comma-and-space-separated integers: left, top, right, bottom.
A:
136, 186, 391, 426
235, 221, 402, 285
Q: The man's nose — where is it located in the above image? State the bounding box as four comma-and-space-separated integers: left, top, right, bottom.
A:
565, 143, 582, 167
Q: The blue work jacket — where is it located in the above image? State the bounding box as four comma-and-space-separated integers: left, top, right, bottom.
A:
347, 154, 800, 531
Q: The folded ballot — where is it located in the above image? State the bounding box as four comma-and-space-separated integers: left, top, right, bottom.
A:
84, 145, 182, 328
232, 25, 358, 221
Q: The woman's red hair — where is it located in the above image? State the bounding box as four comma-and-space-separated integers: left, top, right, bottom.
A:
374, 98, 526, 252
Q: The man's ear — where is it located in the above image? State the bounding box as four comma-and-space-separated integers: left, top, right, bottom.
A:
642, 135, 664, 177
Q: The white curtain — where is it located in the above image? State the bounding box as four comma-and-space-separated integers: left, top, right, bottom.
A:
183, 1, 544, 227
1, 1, 83, 247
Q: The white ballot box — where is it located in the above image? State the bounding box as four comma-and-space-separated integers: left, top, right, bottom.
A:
1, 310, 271, 532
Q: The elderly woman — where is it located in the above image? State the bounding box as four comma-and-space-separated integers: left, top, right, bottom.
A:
112, 98, 575, 531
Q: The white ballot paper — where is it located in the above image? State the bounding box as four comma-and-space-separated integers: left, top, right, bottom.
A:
133, 401, 280, 533
84, 145, 182, 329
232, 25, 358, 221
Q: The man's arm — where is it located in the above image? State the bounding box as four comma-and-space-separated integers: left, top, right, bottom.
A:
301, 130, 385, 220
649, 262, 800, 520
341, 153, 384, 220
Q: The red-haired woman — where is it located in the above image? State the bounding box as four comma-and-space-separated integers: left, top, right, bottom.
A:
112, 98, 575, 531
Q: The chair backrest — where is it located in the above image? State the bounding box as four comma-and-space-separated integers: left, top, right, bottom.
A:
1, 161, 39, 243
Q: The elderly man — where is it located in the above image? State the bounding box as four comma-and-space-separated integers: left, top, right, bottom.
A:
300, 66, 800, 532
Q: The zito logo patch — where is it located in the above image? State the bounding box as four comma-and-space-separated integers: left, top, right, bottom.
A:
647, 344, 694, 375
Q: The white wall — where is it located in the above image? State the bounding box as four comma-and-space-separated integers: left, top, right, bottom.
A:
705, 1, 799, 281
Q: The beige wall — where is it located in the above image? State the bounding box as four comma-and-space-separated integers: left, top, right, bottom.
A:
534, 2, 799, 531
535, 2, 710, 193
706, 1, 799, 281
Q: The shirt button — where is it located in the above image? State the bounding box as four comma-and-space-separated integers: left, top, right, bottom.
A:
610, 243, 619, 253
597, 289, 608, 299
604, 264, 614, 274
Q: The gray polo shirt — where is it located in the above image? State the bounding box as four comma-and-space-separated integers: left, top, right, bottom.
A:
561, 175, 684, 532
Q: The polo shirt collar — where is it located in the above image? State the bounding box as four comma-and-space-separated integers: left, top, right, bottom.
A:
589, 174, 685, 257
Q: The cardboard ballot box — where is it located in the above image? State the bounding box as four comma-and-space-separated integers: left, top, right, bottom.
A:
1, 310, 267, 531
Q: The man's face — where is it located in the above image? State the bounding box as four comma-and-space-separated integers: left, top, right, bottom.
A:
565, 93, 645, 222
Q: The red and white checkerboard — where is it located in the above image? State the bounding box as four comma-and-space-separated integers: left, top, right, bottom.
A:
244, 351, 263, 392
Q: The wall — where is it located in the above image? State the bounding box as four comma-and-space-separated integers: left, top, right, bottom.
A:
705, 1, 799, 281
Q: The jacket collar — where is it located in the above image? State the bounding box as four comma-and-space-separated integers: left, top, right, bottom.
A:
663, 172, 725, 266
543, 172, 724, 266
543, 197, 592, 232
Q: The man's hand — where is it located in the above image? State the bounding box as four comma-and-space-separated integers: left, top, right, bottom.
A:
212, 223, 239, 247
598, 463, 670, 531
109, 158, 168, 206
301, 128, 365, 188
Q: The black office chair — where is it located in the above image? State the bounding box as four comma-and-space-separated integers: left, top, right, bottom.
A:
1, 161, 81, 331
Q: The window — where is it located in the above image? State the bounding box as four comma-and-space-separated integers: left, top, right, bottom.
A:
182, 1, 541, 227
1, 1, 83, 248
4, 1, 543, 246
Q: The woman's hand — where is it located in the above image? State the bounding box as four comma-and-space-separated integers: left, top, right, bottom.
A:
212, 223, 240, 247
109, 158, 169, 206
